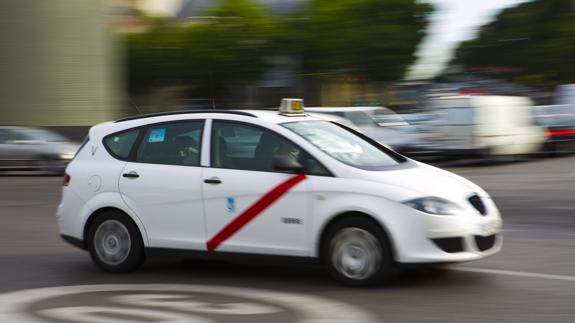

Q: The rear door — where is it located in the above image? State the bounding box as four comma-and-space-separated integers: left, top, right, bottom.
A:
118, 120, 207, 250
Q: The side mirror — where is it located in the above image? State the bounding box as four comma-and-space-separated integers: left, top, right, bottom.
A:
272, 155, 305, 173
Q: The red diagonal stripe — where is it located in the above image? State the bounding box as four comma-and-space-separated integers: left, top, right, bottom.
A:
207, 174, 307, 251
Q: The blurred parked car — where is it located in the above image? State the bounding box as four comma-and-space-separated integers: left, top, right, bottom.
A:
0, 127, 79, 173
428, 96, 547, 158
532, 105, 575, 155
305, 106, 424, 154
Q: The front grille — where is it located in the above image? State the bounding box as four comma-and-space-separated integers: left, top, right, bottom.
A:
431, 237, 465, 253
474, 234, 496, 251
468, 194, 487, 215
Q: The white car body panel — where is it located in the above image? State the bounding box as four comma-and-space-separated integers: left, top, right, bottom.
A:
119, 163, 205, 250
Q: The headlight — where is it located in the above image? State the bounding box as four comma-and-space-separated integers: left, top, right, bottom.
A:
403, 197, 463, 215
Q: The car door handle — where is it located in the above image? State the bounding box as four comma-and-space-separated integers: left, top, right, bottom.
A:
204, 178, 222, 184
123, 172, 140, 179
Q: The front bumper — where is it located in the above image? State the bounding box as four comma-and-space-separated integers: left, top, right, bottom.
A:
391, 197, 502, 264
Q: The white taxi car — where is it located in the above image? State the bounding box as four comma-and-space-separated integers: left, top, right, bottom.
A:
57, 99, 502, 285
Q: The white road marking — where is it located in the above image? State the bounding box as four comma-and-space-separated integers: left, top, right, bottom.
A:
0, 284, 377, 323
456, 267, 575, 282
112, 294, 282, 315
39, 306, 209, 323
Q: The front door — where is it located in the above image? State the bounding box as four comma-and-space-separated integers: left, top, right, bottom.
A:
202, 120, 312, 256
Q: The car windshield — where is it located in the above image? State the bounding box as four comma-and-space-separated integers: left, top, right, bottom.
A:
281, 121, 403, 169
18, 129, 68, 142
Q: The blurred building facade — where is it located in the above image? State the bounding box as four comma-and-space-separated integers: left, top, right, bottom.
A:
0, 1, 122, 127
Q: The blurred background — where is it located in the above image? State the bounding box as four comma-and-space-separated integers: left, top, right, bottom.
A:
2, 2, 575, 322
1, 0, 575, 170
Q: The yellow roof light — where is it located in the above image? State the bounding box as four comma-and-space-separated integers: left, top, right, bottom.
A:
279, 98, 306, 116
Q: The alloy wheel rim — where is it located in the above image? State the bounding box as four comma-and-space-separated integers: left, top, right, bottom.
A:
330, 228, 382, 280
94, 220, 131, 266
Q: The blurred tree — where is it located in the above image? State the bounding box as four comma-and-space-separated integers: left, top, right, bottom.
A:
452, 0, 575, 84
124, 0, 278, 98
294, 0, 432, 82
123, 0, 432, 105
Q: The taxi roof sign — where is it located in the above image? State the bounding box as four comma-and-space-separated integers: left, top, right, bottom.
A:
279, 98, 305, 116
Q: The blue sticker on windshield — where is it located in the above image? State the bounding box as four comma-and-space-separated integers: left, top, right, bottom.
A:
148, 128, 166, 143
226, 197, 235, 213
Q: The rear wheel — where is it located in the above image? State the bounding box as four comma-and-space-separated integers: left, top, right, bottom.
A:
323, 217, 394, 286
87, 211, 145, 273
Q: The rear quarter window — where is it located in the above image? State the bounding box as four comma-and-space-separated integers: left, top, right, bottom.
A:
103, 129, 140, 159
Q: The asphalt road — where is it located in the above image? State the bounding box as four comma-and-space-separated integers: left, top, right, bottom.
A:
1, 156, 575, 322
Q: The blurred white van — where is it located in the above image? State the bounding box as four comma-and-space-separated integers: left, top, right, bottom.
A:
429, 96, 546, 157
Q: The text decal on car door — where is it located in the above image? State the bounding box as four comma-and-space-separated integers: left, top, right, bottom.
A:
207, 174, 307, 251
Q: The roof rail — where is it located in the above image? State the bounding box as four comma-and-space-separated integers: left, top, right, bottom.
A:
115, 110, 257, 123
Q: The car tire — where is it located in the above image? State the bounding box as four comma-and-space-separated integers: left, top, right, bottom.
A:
87, 211, 145, 273
322, 216, 394, 286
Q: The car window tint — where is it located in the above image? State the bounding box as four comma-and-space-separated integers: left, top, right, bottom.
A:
104, 129, 140, 159
0, 129, 25, 143
0, 129, 8, 144
211, 121, 330, 175
136, 121, 203, 166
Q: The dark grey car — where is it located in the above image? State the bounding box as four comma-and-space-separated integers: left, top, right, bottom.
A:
0, 127, 79, 173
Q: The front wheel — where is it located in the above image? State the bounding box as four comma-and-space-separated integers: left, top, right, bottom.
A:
87, 211, 145, 273
323, 217, 394, 286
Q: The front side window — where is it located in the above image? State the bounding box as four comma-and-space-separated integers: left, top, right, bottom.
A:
211, 121, 330, 175
136, 121, 203, 166
282, 121, 403, 170
104, 129, 140, 159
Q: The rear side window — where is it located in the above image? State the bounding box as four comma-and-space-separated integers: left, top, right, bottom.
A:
136, 121, 203, 167
104, 129, 140, 159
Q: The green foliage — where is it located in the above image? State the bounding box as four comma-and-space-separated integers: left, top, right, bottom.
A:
296, 0, 432, 82
453, 0, 575, 83
123, 0, 432, 95
124, 0, 278, 94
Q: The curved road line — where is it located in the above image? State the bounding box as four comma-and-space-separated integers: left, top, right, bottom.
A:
456, 267, 575, 282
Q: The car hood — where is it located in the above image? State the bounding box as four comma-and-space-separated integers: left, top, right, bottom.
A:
348, 161, 488, 203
